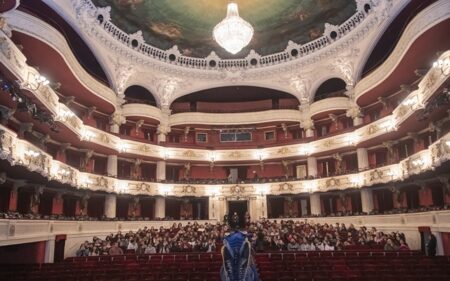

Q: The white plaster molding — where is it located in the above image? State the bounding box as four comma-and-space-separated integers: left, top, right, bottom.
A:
4, 10, 118, 110
169, 110, 301, 127
309, 97, 352, 118
1, 122, 448, 197
354, 0, 450, 103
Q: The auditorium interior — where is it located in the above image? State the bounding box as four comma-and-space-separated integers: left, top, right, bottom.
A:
0, 0, 450, 280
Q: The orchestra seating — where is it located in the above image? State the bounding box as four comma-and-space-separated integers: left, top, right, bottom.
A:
256, 251, 450, 281
0, 251, 449, 281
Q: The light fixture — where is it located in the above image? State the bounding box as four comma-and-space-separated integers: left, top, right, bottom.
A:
433, 58, 450, 76
116, 141, 128, 153
299, 144, 314, 156
344, 133, 359, 146
24, 149, 40, 158
159, 185, 172, 196
25, 72, 50, 91
350, 175, 364, 187
213, 2, 254, 54
80, 128, 96, 141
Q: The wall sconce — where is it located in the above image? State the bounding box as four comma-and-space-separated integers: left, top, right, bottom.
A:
412, 158, 424, 167
80, 128, 96, 141
305, 181, 317, 193
24, 149, 40, 158
344, 133, 359, 146
159, 185, 172, 196
57, 107, 75, 121
433, 58, 450, 76
383, 117, 397, 132
117, 181, 128, 194
299, 144, 314, 156
350, 175, 363, 187
161, 149, 171, 160
116, 141, 128, 153
25, 72, 50, 91
80, 176, 93, 188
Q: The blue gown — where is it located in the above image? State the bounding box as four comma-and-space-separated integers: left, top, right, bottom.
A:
220, 231, 259, 281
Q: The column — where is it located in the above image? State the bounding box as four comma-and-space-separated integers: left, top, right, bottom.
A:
107, 155, 118, 177
357, 148, 369, 171
156, 161, 166, 182
104, 194, 117, 219
154, 197, 166, 219
305, 129, 314, 138
44, 239, 55, 263
310, 193, 321, 216
307, 157, 317, 178
360, 188, 374, 214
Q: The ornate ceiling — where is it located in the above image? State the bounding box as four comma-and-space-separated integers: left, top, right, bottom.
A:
91, 0, 356, 58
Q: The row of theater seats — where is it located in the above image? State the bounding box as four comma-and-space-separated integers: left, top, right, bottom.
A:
256, 252, 450, 281
0, 251, 449, 281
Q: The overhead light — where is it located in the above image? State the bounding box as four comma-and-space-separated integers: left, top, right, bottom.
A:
213, 2, 254, 54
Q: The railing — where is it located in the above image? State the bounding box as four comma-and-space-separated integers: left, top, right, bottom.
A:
77, 0, 374, 70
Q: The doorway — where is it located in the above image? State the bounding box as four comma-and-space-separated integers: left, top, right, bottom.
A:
227, 200, 248, 229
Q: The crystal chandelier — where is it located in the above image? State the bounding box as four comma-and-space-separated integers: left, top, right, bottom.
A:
213, 2, 254, 55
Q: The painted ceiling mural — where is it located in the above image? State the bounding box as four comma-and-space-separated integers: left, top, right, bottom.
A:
92, 0, 356, 58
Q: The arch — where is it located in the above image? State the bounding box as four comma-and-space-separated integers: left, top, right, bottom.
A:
124, 85, 157, 106
313, 78, 347, 102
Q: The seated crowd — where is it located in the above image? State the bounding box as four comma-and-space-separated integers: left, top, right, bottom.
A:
75, 219, 410, 257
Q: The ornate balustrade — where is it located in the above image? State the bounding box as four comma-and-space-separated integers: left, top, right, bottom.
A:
1, 122, 448, 198
0, 22, 448, 162
1, 211, 450, 254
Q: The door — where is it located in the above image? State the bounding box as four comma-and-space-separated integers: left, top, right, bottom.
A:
229, 168, 238, 183
296, 164, 307, 179
227, 200, 248, 229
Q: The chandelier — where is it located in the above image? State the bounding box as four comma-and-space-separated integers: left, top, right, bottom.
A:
213, 2, 254, 55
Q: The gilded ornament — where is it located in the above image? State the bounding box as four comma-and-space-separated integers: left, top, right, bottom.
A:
182, 185, 196, 194
136, 182, 151, 192
277, 147, 290, 155
183, 150, 196, 158
278, 182, 293, 192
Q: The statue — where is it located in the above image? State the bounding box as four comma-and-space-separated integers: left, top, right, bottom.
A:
220, 231, 259, 281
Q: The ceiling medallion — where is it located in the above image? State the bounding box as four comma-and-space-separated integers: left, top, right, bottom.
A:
213, 2, 254, 55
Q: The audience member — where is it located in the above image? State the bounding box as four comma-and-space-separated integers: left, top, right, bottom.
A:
75, 219, 408, 256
